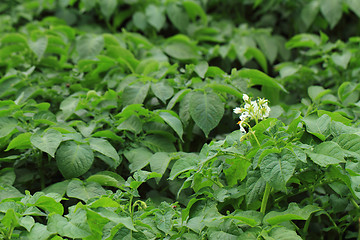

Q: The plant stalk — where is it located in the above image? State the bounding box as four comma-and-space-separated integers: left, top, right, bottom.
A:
260, 183, 271, 214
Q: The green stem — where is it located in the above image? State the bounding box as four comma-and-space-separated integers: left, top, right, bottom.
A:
303, 214, 312, 235
260, 183, 271, 214
351, 198, 360, 210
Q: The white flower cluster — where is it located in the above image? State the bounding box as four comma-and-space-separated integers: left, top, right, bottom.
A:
233, 94, 271, 133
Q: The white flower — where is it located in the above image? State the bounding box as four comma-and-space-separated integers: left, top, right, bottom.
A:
243, 94, 249, 101
240, 111, 249, 121
233, 107, 242, 114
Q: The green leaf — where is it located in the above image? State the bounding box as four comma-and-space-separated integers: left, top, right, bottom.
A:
331, 51, 352, 69
99, 0, 117, 20
151, 81, 174, 103
246, 170, 266, 206
238, 69, 287, 93
320, 0, 342, 29
149, 152, 171, 181
117, 115, 143, 134
6, 132, 32, 151
260, 149, 296, 191
1, 208, 19, 229
183, 1, 207, 24
224, 158, 251, 187
225, 210, 262, 227
31, 129, 62, 157
19, 216, 35, 232
28, 36, 48, 61
66, 179, 106, 202
347, 0, 360, 18
34, 196, 64, 215
189, 91, 224, 137
88, 196, 120, 208
268, 227, 302, 240
0, 168, 16, 185
56, 141, 94, 179
301, 1, 320, 30
89, 138, 119, 163
122, 82, 150, 106
96, 208, 137, 231
333, 134, 360, 158
0, 117, 17, 138
164, 35, 199, 60
166, 3, 189, 32
209, 231, 238, 240
167, 89, 191, 110
158, 111, 183, 140
76, 34, 104, 59
307, 141, 345, 167
264, 202, 321, 225
59, 97, 79, 120
245, 47, 268, 73
133, 11, 147, 30
206, 83, 243, 99
20, 223, 52, 240
194, 61, 209, 78
145, 4, 165, 31
124, 147, 153, 173
48, 209, 92, 238
142, 135, 176, 152
308, 86, 332, 102
87, 171, 125, 188
169, 154, 198, 180
43, 180, 70, 196
286, 34, 320, 49
303, 114, 331, 141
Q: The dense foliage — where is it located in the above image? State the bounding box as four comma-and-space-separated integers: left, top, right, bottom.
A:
1, 0, 360, 239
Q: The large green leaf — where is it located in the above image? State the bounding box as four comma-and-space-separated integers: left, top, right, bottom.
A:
264, 202, 321, 225
149, 152, 171, 178
333, 134, 360, 159
169, 154, 198, 180
89, 138, 120, 163
303, 114, 331, 141
163, 35, 199, 60
20, 223, 52, 240
347, 0, 360, 18
86, 171, 125, 189
320, 0, 342, 29
6, 132, 32, 151
28, 36, 48, 61
31, 129, 62, 157
151, 81, 174, 103
0, 117, 17, 138
76, 34, 104, 59
99, 0, 117, 20
34, 196, 64, 215
223, 210, 262, 227
158, 111, 183, 140
268, 227, 302, 240
189, 91, 224, 137
166, 3, 189, 32
56, 141, 94, 179
66, 179, 106, 202
48, 209, 92, 239
246, 170, 266, 206
224, 158, 251, 187
142, 135, 176, 152
238, 69, 287, 93
307, 141, 345, 167
122, 82, 150, 106
124, 147, 153, 173
260, 149, 296, 191
145, 4, 165, 31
